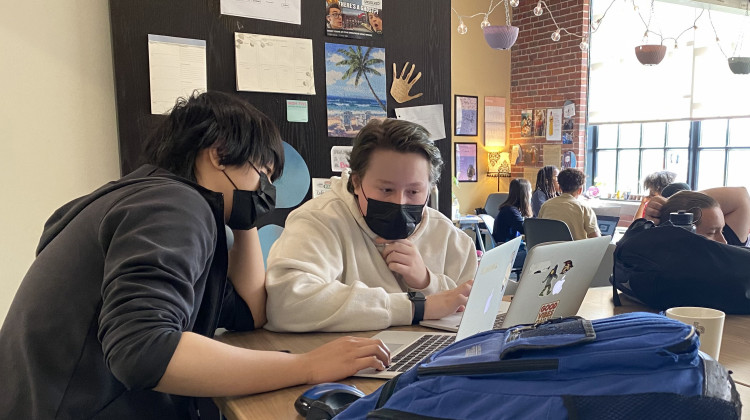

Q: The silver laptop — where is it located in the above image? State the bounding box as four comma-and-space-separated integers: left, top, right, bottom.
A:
354, 236, 522, 379
421, 235, 611, 333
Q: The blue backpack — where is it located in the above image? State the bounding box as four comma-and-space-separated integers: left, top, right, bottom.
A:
337, 313, 741, 419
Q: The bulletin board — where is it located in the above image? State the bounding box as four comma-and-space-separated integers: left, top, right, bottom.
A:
109, 0, 453, 219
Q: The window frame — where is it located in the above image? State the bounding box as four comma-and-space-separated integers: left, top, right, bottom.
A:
588, 118, 750, 195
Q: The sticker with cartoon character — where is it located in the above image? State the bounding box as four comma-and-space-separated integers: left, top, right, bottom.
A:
539, 259, 574, 297
539, 264, 558, 297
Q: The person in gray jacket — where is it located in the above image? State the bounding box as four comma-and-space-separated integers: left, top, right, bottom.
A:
0, 91, 389, 419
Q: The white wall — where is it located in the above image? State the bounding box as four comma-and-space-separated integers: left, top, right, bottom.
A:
0, 1, 119, 324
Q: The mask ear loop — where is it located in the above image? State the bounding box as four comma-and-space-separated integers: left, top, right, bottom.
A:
221, 170, 239, 190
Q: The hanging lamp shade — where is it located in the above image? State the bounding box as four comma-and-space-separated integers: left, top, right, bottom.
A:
483, 25, 519, 50
634, 44, 667, 66
728, 57, 750, 75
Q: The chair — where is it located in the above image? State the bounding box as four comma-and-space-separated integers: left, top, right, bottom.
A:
476, 213, 497, 250
523, 218, 574, 250
477, 213, 525, 281
481, 193, 509, 218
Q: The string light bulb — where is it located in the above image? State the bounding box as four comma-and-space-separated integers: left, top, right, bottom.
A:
510, 0, 520, 7
481, 15, 491, 29
533, 1, 543, 16
551, 29, 561, 41
457, 19, 468, 34
580, 37, 589, 51
591, 18, 601, 31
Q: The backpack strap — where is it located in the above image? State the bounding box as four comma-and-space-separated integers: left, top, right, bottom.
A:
374, 373, 402, 410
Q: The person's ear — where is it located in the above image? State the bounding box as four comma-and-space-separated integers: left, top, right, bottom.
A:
351, 173, 362, 194
208, 148, 225, 171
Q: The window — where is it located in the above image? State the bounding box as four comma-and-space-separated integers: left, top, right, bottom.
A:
590, 118, 750, 196
588, 0, 750, 124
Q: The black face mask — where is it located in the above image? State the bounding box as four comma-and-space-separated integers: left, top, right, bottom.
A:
223, 166, 276, 230
360, 187, 426, 240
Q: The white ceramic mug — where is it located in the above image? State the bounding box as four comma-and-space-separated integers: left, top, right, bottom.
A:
665, 306, 725, 360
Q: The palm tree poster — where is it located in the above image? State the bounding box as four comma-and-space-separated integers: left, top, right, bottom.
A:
325, 0, 383, 40
326, 43, 387, 138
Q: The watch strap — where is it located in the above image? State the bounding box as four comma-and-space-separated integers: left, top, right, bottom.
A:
408, 292, 425, 325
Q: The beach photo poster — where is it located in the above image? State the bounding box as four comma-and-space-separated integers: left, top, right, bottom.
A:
325, 43, 387, 138
325, 0, 383, 40
454, 95, 478, 136
521, 109, 533, 138
534, 108, 547, 137
454, 142, 478, 182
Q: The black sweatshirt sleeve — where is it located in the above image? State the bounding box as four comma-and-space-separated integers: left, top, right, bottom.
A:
96, 183, 217, 390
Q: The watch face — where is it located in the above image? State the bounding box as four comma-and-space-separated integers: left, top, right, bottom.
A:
409, 292, 425, 301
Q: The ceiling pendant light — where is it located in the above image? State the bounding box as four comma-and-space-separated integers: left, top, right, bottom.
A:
483, 0, 519, 50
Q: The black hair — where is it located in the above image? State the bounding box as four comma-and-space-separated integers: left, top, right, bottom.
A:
327, 3, 341, 14
500, 178, 532, 218
661, 182, 691, 198
141, 91, 284, 182
557, 168, 586, 193
535, 165, 558, 199
347, 119, 442, 193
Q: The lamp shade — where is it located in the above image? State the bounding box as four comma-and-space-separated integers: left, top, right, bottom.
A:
483, 26, 519, 50
488, 151, 511, 177
634, 44, 667, 66
728, 57, 750, 75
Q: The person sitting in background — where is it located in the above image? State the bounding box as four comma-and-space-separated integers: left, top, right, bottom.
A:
492, 178, 532, 269
265, 118, 476, 332
531, 165, 560, 217
538, 168, 600, 240
646, 186, 750, 247
634, 170, 677, 219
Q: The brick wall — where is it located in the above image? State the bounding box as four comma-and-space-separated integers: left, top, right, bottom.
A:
509, 0, 590, 179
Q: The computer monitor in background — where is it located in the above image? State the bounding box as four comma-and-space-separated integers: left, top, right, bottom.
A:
596, 215, 620, 236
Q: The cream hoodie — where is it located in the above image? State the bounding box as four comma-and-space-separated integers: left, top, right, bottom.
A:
265, 170, 477, 332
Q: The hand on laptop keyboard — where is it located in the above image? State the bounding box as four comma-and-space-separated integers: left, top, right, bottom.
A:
425, 281, 473, 320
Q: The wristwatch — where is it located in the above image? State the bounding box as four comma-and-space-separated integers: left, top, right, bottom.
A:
408, 291, 426, 325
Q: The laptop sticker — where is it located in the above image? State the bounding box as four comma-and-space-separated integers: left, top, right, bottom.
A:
552, 260, 574, 295
529, 260, 552, 275
539, 264, 558, 296
535, 300, 560, 323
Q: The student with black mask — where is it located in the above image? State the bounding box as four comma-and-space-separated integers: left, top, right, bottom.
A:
265, 119, 476, 332
0, 92, 389, 419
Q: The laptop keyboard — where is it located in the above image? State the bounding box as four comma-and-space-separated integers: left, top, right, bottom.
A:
385, 334, 455, 373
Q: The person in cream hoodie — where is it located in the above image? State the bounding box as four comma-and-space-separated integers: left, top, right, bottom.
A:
266, 119, 477, 332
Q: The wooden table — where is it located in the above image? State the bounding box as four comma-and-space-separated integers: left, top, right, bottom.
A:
214, 287, 750, 420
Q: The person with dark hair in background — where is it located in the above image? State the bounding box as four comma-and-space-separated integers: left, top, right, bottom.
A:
538, 168, 600, 240
0, 91, 389, 419
265, 118, 476, 332
326, 3, 343, 29
492, 178, 532, 269
531, 165, 560, 217
646, 186, 750, 247
635, 170, 677, 219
